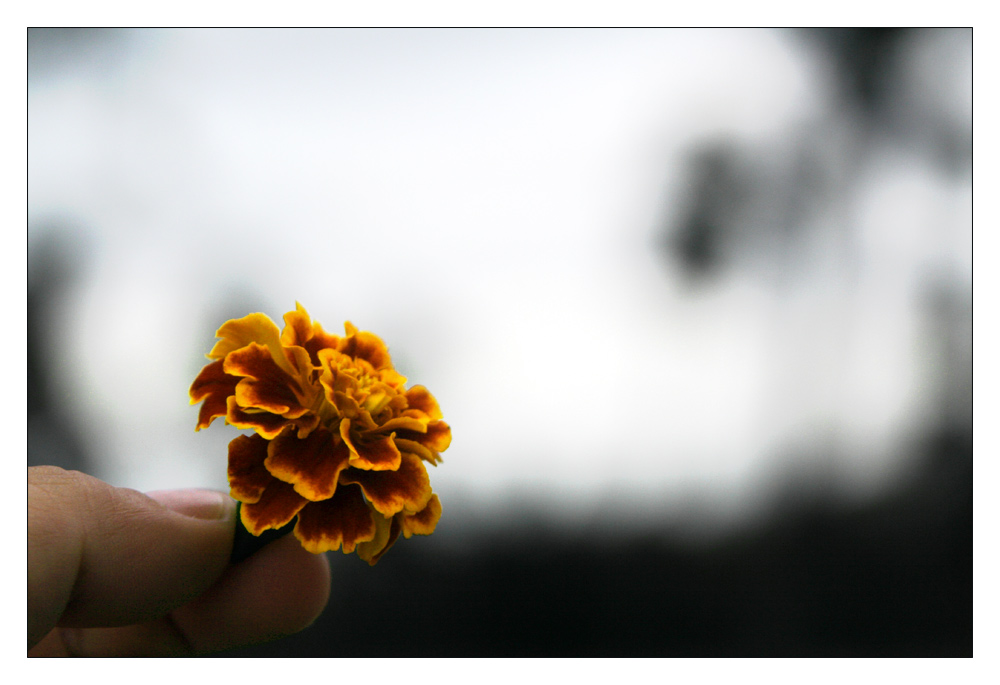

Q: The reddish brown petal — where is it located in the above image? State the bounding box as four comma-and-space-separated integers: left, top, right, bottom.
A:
226, 397, 291, 439
227, 434, 273, 503
226, 343, 307, 415
401, 493, 442, 538
341, 420, 401, 471
291, 414, 322, 439
234, 379, 305, 417
282, 304, 342, 365
404, 386, 443, 421
294, 484, 376, 554
340, 452, 432, 518
189, 360, 240, 430
340, 325, 392, 370
306, 318, 342, 355
421, 421, 452, 452
240, 479, 309, 535
354, 331, 392, 369
264, 428, 351, 502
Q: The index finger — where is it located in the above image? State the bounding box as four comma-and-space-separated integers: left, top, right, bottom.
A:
28, 466, 235, 646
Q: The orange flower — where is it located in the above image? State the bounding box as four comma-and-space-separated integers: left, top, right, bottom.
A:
190, 303, 449, 565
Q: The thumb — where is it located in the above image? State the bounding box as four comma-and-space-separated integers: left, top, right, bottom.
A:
28, 466, 236, 648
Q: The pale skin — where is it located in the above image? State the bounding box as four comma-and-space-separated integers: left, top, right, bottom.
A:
28, 466, 331, 656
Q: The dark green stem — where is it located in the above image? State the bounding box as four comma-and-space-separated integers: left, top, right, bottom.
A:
230, 501, 297, 563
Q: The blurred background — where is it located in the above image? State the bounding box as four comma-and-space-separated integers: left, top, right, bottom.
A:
28, 28, 971, 655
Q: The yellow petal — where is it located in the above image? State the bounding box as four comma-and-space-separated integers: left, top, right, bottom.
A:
401, 494, 442, 538
208, 312, 298, 378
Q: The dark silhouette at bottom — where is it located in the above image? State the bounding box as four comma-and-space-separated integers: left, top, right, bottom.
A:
219, 426, 971, 657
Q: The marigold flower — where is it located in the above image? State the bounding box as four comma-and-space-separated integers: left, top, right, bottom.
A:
190, 303, 449, 565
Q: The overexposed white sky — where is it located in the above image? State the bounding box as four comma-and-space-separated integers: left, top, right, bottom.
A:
28, 28, 971, 523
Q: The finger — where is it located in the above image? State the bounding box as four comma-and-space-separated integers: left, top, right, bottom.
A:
172, 531, 331, 653
30, 533, 331, 656
28, 466, 235, 647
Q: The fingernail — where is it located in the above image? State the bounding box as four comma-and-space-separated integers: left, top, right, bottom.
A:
147, 489, 231, 521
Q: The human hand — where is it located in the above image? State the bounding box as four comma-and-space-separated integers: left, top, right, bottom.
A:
28, 466, 330, 656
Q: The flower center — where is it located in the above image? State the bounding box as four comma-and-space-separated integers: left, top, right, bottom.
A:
349, 368, 391, 414
317, 351, 396, 423
354, 371, 377, 394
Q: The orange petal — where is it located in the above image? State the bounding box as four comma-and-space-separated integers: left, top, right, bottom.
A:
294, 484, 376, 554
189, 360, 240, 430
208, 312, 297, 378
283, 344, 317, 387
361, 388, 392, 416
240, 479, 309, 535
341, 419, 401, 471
356, 511, 397, 565
280, 302, 314, 348
227, 434, 273, 503
282, 304, 342, 362
226, 397, 292, 440
393, 438, 442, 466
235, 379, 306, 417
331, 390, 363, 419
401, 493, 442, 538
304, 331, 342, 366
372, 416, 427, 434
340, 452, 432, 517
265, 428, 351, 501
208, 312, 280, 358
395, 420, 451, 454
356, 412, 379, 431
366, 516, 402, 565
339, 325, 392, 370
378, 367, 408, 389
421, 420, 452, 452
226, 343, 308, 415
404, 386, 443, 421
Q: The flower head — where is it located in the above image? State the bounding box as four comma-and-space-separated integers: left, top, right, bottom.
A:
190, 303, 449, 565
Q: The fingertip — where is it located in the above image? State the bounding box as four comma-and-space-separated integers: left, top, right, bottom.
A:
172, 533, 331, 654
254, 534, 332, 632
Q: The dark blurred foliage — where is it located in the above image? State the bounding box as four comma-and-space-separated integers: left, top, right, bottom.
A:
668, 143, 738, 279
28, 228, 91, 473
28, 28, 132, 81
219, 424, 970, 657
800, 28, 971, 174
800, 28, 907, 123
667, 28, 970, 281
